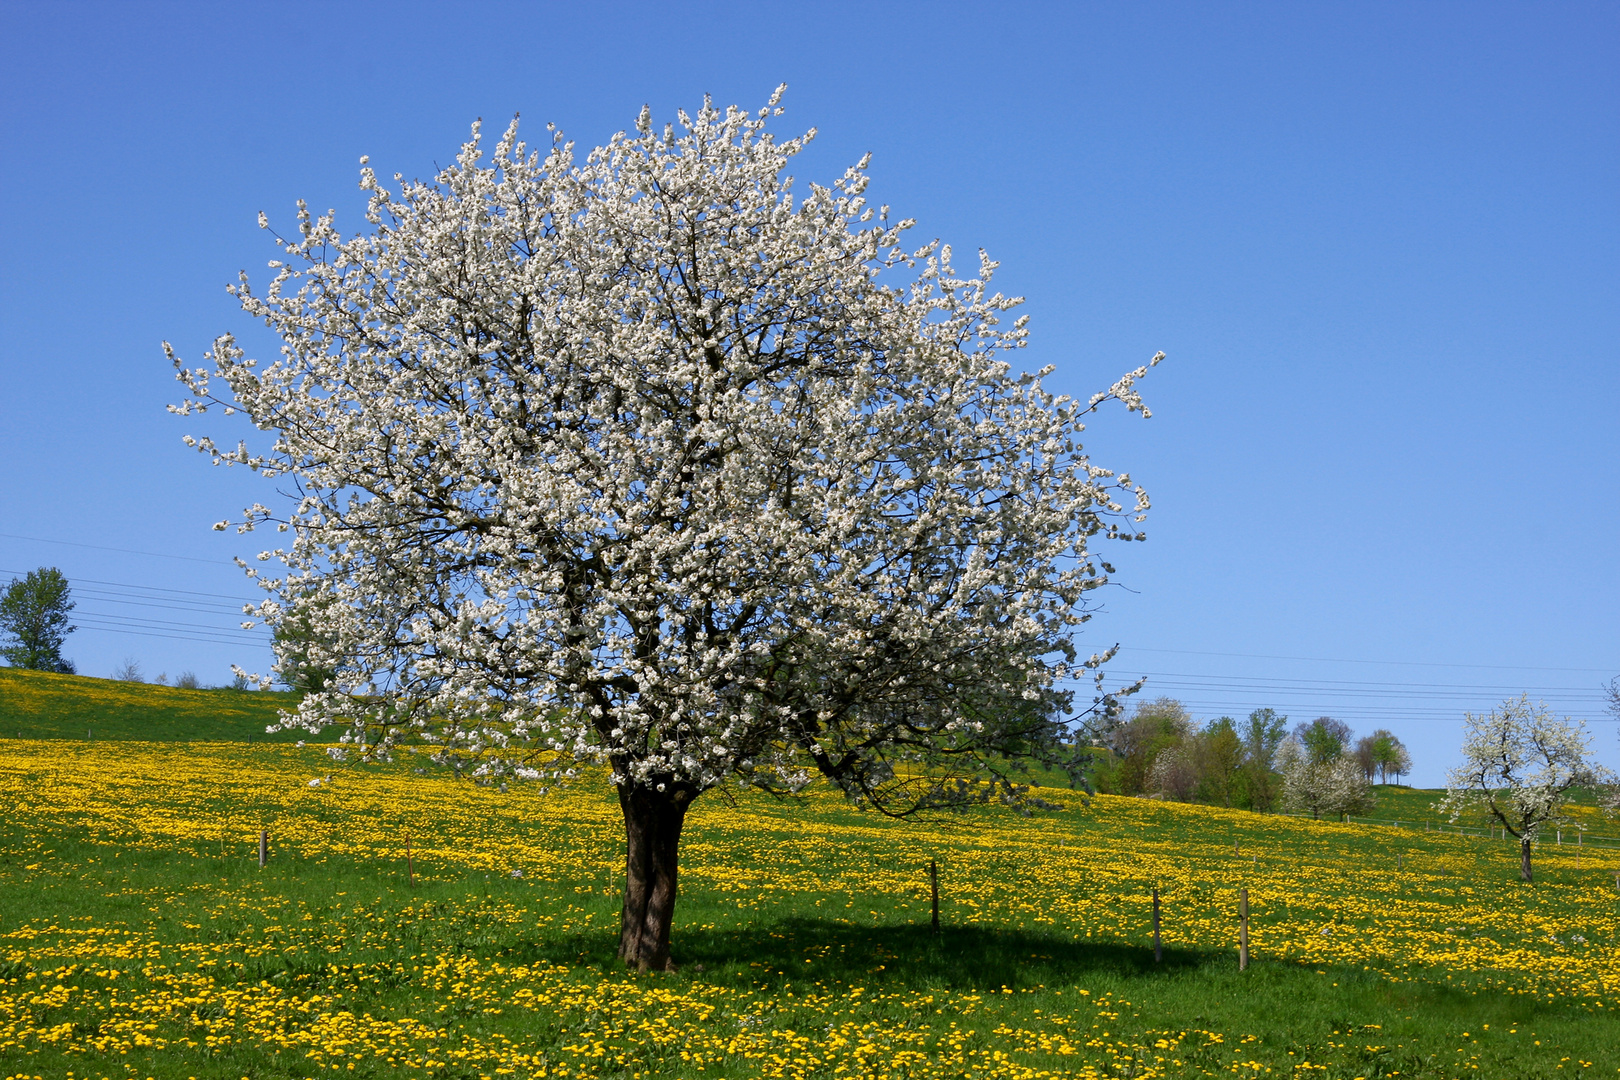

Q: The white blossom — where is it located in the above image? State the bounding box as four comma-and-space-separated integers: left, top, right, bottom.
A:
1436, 696, 1616, 881
169, 90, 1155, 810
1280, 737, 1374, 821
169, 90, 1159, 969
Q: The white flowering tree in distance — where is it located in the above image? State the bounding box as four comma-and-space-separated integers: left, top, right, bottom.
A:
169, 89, 1160, 970
1438, 696, 1615, 883
1277, 738, 1374, 821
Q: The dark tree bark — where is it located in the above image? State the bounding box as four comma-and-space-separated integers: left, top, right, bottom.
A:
617, 780, 694, 971
1520, 835, 1533, 883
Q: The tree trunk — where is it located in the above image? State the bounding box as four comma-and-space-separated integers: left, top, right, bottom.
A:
617, 781, 693, 972
1520, 834, 1533, 883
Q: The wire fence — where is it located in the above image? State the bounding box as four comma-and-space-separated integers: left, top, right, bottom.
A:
1273, 810, 1620, 850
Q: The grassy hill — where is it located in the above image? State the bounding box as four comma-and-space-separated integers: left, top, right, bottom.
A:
0, 665, 308, 741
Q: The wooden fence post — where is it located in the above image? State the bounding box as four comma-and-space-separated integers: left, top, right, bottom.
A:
1152, 887, 1162, 963
929, 860, 940, 934
1239, 888, 1249, 972
258, 830, 268, 868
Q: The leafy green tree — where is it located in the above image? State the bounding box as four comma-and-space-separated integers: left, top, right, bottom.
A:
1296, 716, 1353, 766
1353, 734, 1378, 781
1386, 738, 1412, 785
1362, 728, 1410, 784
0, 568, 76, 673
1194, 716, 1245, 807
1240, 708, 1288, 811
272, 604, 337, 694
1108, 698, 1192, 795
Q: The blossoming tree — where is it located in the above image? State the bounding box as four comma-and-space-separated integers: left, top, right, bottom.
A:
1437, 696, 1614, 882
1277, 737, 1373, 821
169, 90, 1160, 970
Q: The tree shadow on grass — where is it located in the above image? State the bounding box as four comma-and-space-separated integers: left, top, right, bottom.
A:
506, 917, 1210, 988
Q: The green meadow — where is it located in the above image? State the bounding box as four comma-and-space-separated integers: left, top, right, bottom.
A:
0, 672, 1616, 1079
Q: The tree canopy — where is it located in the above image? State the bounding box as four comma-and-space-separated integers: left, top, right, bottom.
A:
1296, 716, 1352, 766
0, 567, 76, 673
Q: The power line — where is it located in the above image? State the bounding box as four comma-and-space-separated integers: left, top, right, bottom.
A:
1114, 670, 1607, 705
0, 568, 260, 604
1115, 669, 1607, 694
1, 567, 269, 648
74, 608, 267, 638
1117, 645, 1615, 675
1155, 702, 1617, 724
0, 531, 236, 566
70, 620, 273, 649
0, 566, 270, 649
71, 592, 250, 618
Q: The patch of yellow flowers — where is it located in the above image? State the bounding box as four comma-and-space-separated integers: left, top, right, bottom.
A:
1, 739, 1616, 1078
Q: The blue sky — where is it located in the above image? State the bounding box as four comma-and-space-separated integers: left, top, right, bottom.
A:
1, 1, 1615, 785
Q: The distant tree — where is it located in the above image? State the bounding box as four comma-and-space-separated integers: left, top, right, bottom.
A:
1353, 735, 1378, 782
1109, 698, 1192, 795
1387, 738, 1412, 785
1147, 743, 1198, 801
111, 658, 143, 682
1437, 696, 1615, 883
1326, 755, 1375, 819
1194, 716, 1245, 807
176, 671, 200, 690
1279, 736, 1374, 820
1365, 729, 1412, 784
1240, 708, 1288, 812
1367, 730, 1392, 782
1296, 716, 1353, 766
272, 595, 338, 694
1275, 737, 1308, 810
1606, 677, 1619, 722
0, 568, 77, 673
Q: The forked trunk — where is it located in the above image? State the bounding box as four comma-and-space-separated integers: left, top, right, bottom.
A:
1520, 835, 1533, 883
617, 781, 693, 971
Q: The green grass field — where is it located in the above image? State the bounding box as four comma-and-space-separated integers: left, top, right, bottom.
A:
1, 672, 1616, 1079
0, 666, 310, 742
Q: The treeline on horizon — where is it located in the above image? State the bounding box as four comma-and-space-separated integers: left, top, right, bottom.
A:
1089, 697, 1412, 817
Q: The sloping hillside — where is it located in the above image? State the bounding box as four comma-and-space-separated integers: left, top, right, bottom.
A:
0, 666, 308, 741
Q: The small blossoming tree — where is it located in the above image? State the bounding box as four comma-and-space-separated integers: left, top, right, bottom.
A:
1278, 737, 1374, 821
168, 90, 1158, 970
1437, 696, 1615, 882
